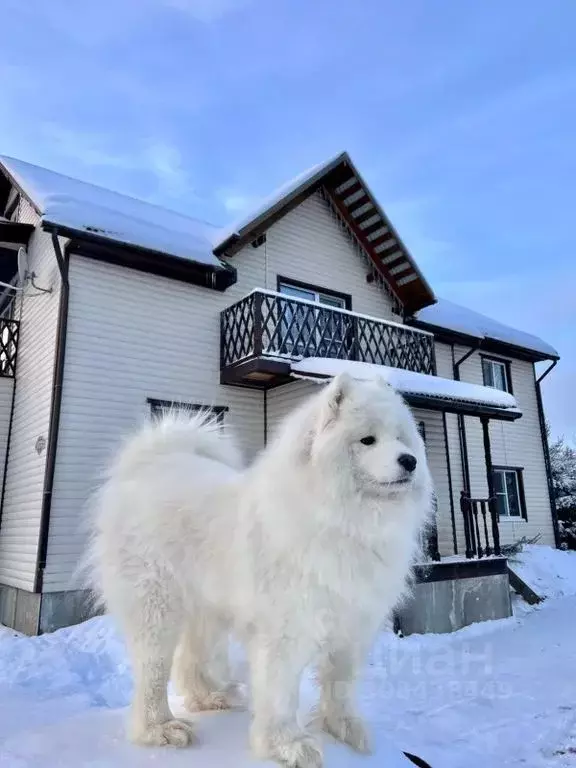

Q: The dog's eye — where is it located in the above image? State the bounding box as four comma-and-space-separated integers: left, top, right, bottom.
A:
360, 436, 376, 446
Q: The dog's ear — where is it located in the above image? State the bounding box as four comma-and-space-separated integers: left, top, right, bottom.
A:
319, 372, 354, 427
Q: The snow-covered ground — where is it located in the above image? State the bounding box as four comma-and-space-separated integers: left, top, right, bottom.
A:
1, 545, 576, 767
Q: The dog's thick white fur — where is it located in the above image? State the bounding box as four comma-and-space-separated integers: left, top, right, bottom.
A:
89, 373, 432, 767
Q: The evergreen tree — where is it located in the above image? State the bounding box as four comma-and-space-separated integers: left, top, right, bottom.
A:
548, 429, 576, 549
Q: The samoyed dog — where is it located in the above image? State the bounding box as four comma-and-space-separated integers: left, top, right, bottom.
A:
90, 373, 432, 767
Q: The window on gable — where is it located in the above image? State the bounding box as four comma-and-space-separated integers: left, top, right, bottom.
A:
482, 357, 511, 393
493, 467, 526, 519
148, 399, 227, 424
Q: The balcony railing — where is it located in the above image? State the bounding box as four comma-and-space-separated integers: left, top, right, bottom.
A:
0, 319, 18, 377
221, 289, 436, 375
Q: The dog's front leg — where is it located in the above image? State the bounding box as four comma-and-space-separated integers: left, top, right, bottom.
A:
249, 637, 322, 768
317, 645, 371, 754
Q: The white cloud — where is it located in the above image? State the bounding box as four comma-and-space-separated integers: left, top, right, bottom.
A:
220, 192, 259, 215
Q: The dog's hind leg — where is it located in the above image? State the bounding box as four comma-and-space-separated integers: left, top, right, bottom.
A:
122, 590, 195, 748
173, 614, 237, 712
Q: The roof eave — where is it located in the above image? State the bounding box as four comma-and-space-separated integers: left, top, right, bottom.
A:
0, 159, 42, 215
44, 222, 237, 292
410, 319, 560, 363
336, 156, 436, 313
0, 220, 35, 247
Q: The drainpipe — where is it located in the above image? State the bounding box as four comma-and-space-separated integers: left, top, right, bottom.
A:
452, 343, 480, 496
34, 232, 70, 595
535, 359, 560, 548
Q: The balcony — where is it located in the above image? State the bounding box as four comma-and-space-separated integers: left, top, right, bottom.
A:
220, 289, 436, 388
0, 319, 18, 378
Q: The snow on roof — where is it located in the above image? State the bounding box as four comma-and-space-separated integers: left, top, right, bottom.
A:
214, 152, 346, 248
290, 357, 520, 411
416, 298, 558, 359
0, 156, 225, 269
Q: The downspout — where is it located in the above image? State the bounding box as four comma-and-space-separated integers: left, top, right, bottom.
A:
34, 232, 70, 595
452, 343, 480, 496
535, 359, 560, 548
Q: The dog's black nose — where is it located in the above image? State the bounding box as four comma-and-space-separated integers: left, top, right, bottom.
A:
398, 453, 417, 473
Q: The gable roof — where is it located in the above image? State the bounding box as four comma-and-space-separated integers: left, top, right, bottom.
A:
414, 298, 559, 361
0, 156, 227, 271
213, 152, 436, 314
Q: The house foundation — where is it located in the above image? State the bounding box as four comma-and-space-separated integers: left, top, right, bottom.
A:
395, 558, 512, 635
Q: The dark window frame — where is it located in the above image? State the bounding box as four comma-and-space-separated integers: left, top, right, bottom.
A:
276, 275, 352, 310
481, 354, 513, 395
147, 398, 228, 424
492, 465, 527, 520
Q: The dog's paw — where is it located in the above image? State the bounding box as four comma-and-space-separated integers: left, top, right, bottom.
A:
184, 681, 244, 712
322, 713, 371, 754
276, 735, 323, 768
184, 689, 233, 712
252, 727, 323, 768
131, 718, 196, 748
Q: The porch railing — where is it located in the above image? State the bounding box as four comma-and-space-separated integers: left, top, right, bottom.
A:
220, 290, 436, 375
460, 492, 501, 558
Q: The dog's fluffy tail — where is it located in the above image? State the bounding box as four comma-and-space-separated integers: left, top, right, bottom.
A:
111, 408, 243, 478
80, 409, 243, 612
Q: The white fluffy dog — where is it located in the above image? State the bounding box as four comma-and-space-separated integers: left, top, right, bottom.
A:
90, 373, 432, 767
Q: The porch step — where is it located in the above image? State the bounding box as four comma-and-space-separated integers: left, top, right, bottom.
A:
507, 565, 544, 605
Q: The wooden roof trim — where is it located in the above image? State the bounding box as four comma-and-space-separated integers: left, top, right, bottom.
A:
216, 153, 435, 313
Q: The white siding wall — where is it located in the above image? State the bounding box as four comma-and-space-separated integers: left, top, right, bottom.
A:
45, 188, 395, 591
0, 199, 62, 591
44, 257, 263, 591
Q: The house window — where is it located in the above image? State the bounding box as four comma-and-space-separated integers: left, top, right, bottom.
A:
493, 467, 526, 519
148, 399, 227, 424
277, 279, 350, 310
482, 357, 512, 393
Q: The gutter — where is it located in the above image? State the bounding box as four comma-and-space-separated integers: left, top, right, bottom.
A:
534, 360, 561, 548
34, 232, 70, 595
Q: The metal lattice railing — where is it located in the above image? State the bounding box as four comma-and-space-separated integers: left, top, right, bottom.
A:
221, 290, 436, 375
0, 319, 19, 377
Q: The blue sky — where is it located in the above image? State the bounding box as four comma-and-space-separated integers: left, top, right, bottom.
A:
1, 0, 574, 439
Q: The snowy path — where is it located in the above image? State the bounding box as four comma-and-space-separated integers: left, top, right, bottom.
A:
365, 597, 576, 767
1, 546, 575, 767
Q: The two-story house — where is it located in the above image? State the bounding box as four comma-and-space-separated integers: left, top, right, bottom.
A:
0, 152, 559, 635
